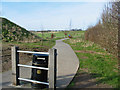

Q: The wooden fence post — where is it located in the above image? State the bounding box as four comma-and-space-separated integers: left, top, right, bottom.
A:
11, 46, 20, 85
49, 48, 57, 89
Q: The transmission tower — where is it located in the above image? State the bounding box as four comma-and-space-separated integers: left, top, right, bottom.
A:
69, 19, 72, 31
41, 24, 44, 46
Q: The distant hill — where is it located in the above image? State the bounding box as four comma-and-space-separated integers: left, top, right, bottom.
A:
1, 17, 41, 42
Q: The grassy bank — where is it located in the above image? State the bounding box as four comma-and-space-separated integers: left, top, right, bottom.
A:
64, 35, 118, 88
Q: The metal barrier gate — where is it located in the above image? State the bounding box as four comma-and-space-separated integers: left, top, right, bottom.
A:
11, 46, 57, 89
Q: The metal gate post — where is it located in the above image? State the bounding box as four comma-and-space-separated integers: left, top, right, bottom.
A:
11, 46, 20, 85
49, 48, 57, 89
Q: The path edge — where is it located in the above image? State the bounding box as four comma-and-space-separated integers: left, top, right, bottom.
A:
61, 39, 80, 88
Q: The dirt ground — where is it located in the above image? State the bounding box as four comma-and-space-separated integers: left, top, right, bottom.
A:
68, 69, 113, 89
1, 42, 49, 72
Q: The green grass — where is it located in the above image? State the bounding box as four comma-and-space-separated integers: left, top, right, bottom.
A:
3, 39, 56, 49
24, 30, 85, 49
64, 34, 118, 88
4, 30, 85, 50
33, 31, 85, 39
34, 31, 65, 39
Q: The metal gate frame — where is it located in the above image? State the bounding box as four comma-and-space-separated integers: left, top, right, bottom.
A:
11, 46, 57, 89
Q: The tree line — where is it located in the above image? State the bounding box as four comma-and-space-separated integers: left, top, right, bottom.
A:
85, 2, 119, 56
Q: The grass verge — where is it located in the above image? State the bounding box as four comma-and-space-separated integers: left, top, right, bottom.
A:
64, 36, 118, 88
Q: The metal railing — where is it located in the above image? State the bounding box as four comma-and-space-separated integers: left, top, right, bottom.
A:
11, 46, 57, 89
18, 64, 49, 70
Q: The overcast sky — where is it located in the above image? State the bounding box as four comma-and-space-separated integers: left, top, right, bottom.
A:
1, 1, 108, 31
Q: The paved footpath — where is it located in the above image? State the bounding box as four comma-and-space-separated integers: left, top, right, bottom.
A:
54, 38, 79, 88
0, 38, 79, 89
